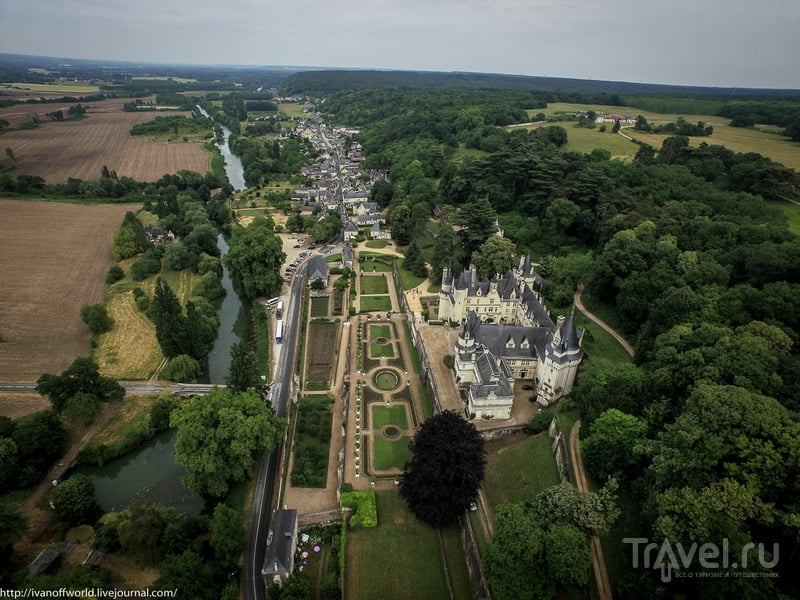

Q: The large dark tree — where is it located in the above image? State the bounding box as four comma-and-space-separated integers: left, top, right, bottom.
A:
149, 278, 186, 357
35, 356, 124, 413
399, 410, 485, 527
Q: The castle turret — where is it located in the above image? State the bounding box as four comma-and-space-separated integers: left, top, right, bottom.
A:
536, 310, 583, 406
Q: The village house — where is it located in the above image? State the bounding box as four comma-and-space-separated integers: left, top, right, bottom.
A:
307, 255, 329, 287
261, 509, 298, 589
343, 220, 360, 241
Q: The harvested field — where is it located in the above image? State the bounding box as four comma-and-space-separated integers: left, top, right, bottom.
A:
0, 99, 209, 182
0, 200, 135, 382
95, 287, 164, 380
0, 392, 50, 420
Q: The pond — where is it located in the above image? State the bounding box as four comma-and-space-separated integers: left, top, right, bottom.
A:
74, 429, 204, 515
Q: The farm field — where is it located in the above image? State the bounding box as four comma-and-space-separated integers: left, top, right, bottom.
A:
0, 199, 134, 382
0, 99, 209, 182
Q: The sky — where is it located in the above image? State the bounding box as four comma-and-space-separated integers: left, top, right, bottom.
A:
1, 0, 799, 89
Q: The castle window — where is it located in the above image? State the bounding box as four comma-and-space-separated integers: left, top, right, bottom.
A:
505, 336, 515, 348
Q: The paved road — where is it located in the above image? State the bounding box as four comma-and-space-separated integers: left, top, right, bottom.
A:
243, 264, 305, 600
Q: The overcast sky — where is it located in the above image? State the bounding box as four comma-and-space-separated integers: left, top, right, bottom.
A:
1, 0, 798, 89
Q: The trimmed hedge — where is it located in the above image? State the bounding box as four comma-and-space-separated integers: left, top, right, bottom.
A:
340, 490, 378, 529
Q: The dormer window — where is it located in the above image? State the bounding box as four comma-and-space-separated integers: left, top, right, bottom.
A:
521, 336, 530, 349
506, 336, 515, 348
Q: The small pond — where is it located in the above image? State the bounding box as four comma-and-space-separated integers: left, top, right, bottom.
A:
74, 429, 204, 515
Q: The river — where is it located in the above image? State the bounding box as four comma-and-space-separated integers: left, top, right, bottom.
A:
77, 110, 250, 514
205, 233, 251, 384
198, 105, 246, 191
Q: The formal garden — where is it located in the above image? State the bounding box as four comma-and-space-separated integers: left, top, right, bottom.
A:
351, 319, 426, 480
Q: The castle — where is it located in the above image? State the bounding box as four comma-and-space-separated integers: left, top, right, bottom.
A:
441, 257, 584, 419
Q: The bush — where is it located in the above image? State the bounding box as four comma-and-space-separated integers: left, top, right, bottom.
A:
161, 355, 201, 382
340, 490, 377, 528
80, 303, 113, 335
130, 254, 161, 281
135, 294, 150, 312
528, 410, 553, 434
106, 264, 124, 284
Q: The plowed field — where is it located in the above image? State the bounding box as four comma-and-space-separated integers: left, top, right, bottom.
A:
0, 200, 135, 382
0, 99, 209, 182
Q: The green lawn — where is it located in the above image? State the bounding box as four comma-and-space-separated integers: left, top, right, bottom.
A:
573, 313, 633, 368
346, 491, 471, 599
372, 405, 409, 429
483, 434, 561, 508
766, 199, 800, 236
360, 275, 389, 295
365, 240, 387, 249
440, 526, 477, 600
370, 341, 395, 358
361, 261, 393, 273
373, 436, 412, 470
396, 262, 426, 291
360, 296, 392, 312
370, 324, 392, 338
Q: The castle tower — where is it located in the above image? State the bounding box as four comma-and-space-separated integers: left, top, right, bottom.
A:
536, 311, 583, 406
455, 311, 481, 383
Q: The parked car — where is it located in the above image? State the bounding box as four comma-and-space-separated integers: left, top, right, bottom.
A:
469, 500, 478, 511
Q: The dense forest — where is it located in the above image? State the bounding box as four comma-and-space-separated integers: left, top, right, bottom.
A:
294, 81, 800, 598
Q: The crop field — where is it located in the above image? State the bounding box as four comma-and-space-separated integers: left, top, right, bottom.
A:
0, 99, 209, 182
0, 200, 134, 382
310, 296, 329, 317
306, 321, 338, 382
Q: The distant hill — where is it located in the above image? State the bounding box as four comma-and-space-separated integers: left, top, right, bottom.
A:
283, 68, 800, 100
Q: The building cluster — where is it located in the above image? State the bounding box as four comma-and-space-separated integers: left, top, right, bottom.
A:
292, 116, 389, 242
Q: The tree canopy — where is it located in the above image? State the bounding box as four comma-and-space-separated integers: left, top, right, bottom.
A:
35, 356, 124, 413
171, 387, 284, 497
51, 474, 97, 526
224, 217, 286, 299
399, 410, 485, 527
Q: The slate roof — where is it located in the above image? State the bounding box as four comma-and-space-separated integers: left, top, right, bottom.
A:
463, 310, 550, 360
262, 509, 297, 577
308, 255, 329, 281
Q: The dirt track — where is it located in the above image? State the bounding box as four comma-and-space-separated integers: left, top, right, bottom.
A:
570, 421, 613, 600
